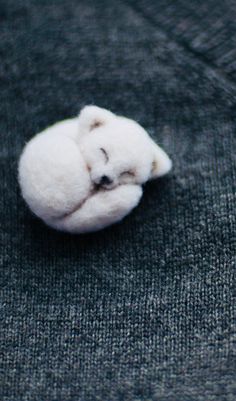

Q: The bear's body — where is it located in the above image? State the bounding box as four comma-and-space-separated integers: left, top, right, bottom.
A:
18, 106, 172, 233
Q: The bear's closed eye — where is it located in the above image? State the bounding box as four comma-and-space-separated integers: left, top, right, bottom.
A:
100, 147, 109, 163
120, 170, 135, 178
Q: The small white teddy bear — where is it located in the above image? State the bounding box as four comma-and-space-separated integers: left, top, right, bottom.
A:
18, 106, 172, 233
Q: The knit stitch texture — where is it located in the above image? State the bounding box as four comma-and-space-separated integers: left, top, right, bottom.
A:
0, 1, 236, 400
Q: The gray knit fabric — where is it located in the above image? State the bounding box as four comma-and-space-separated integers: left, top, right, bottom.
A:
0, 1, 236, 400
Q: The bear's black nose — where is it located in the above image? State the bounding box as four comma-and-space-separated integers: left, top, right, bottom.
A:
99, 175, 113, 186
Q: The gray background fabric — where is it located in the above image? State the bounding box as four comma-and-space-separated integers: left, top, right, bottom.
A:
0, 1, 236, 400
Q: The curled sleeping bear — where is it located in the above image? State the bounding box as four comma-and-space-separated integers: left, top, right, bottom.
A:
18, 106, 172, 233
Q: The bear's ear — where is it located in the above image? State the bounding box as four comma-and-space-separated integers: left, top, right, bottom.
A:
78, 105, 115, 135
149, 141, 172, 180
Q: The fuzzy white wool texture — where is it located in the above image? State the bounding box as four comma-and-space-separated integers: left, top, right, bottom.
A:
18, 106, 172, 233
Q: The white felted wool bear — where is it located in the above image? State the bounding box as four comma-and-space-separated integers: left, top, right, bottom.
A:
18, 106, 172, 234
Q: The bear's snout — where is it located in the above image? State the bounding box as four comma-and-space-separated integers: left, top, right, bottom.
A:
93, 174, 115, 189
99, 175, 113, 186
